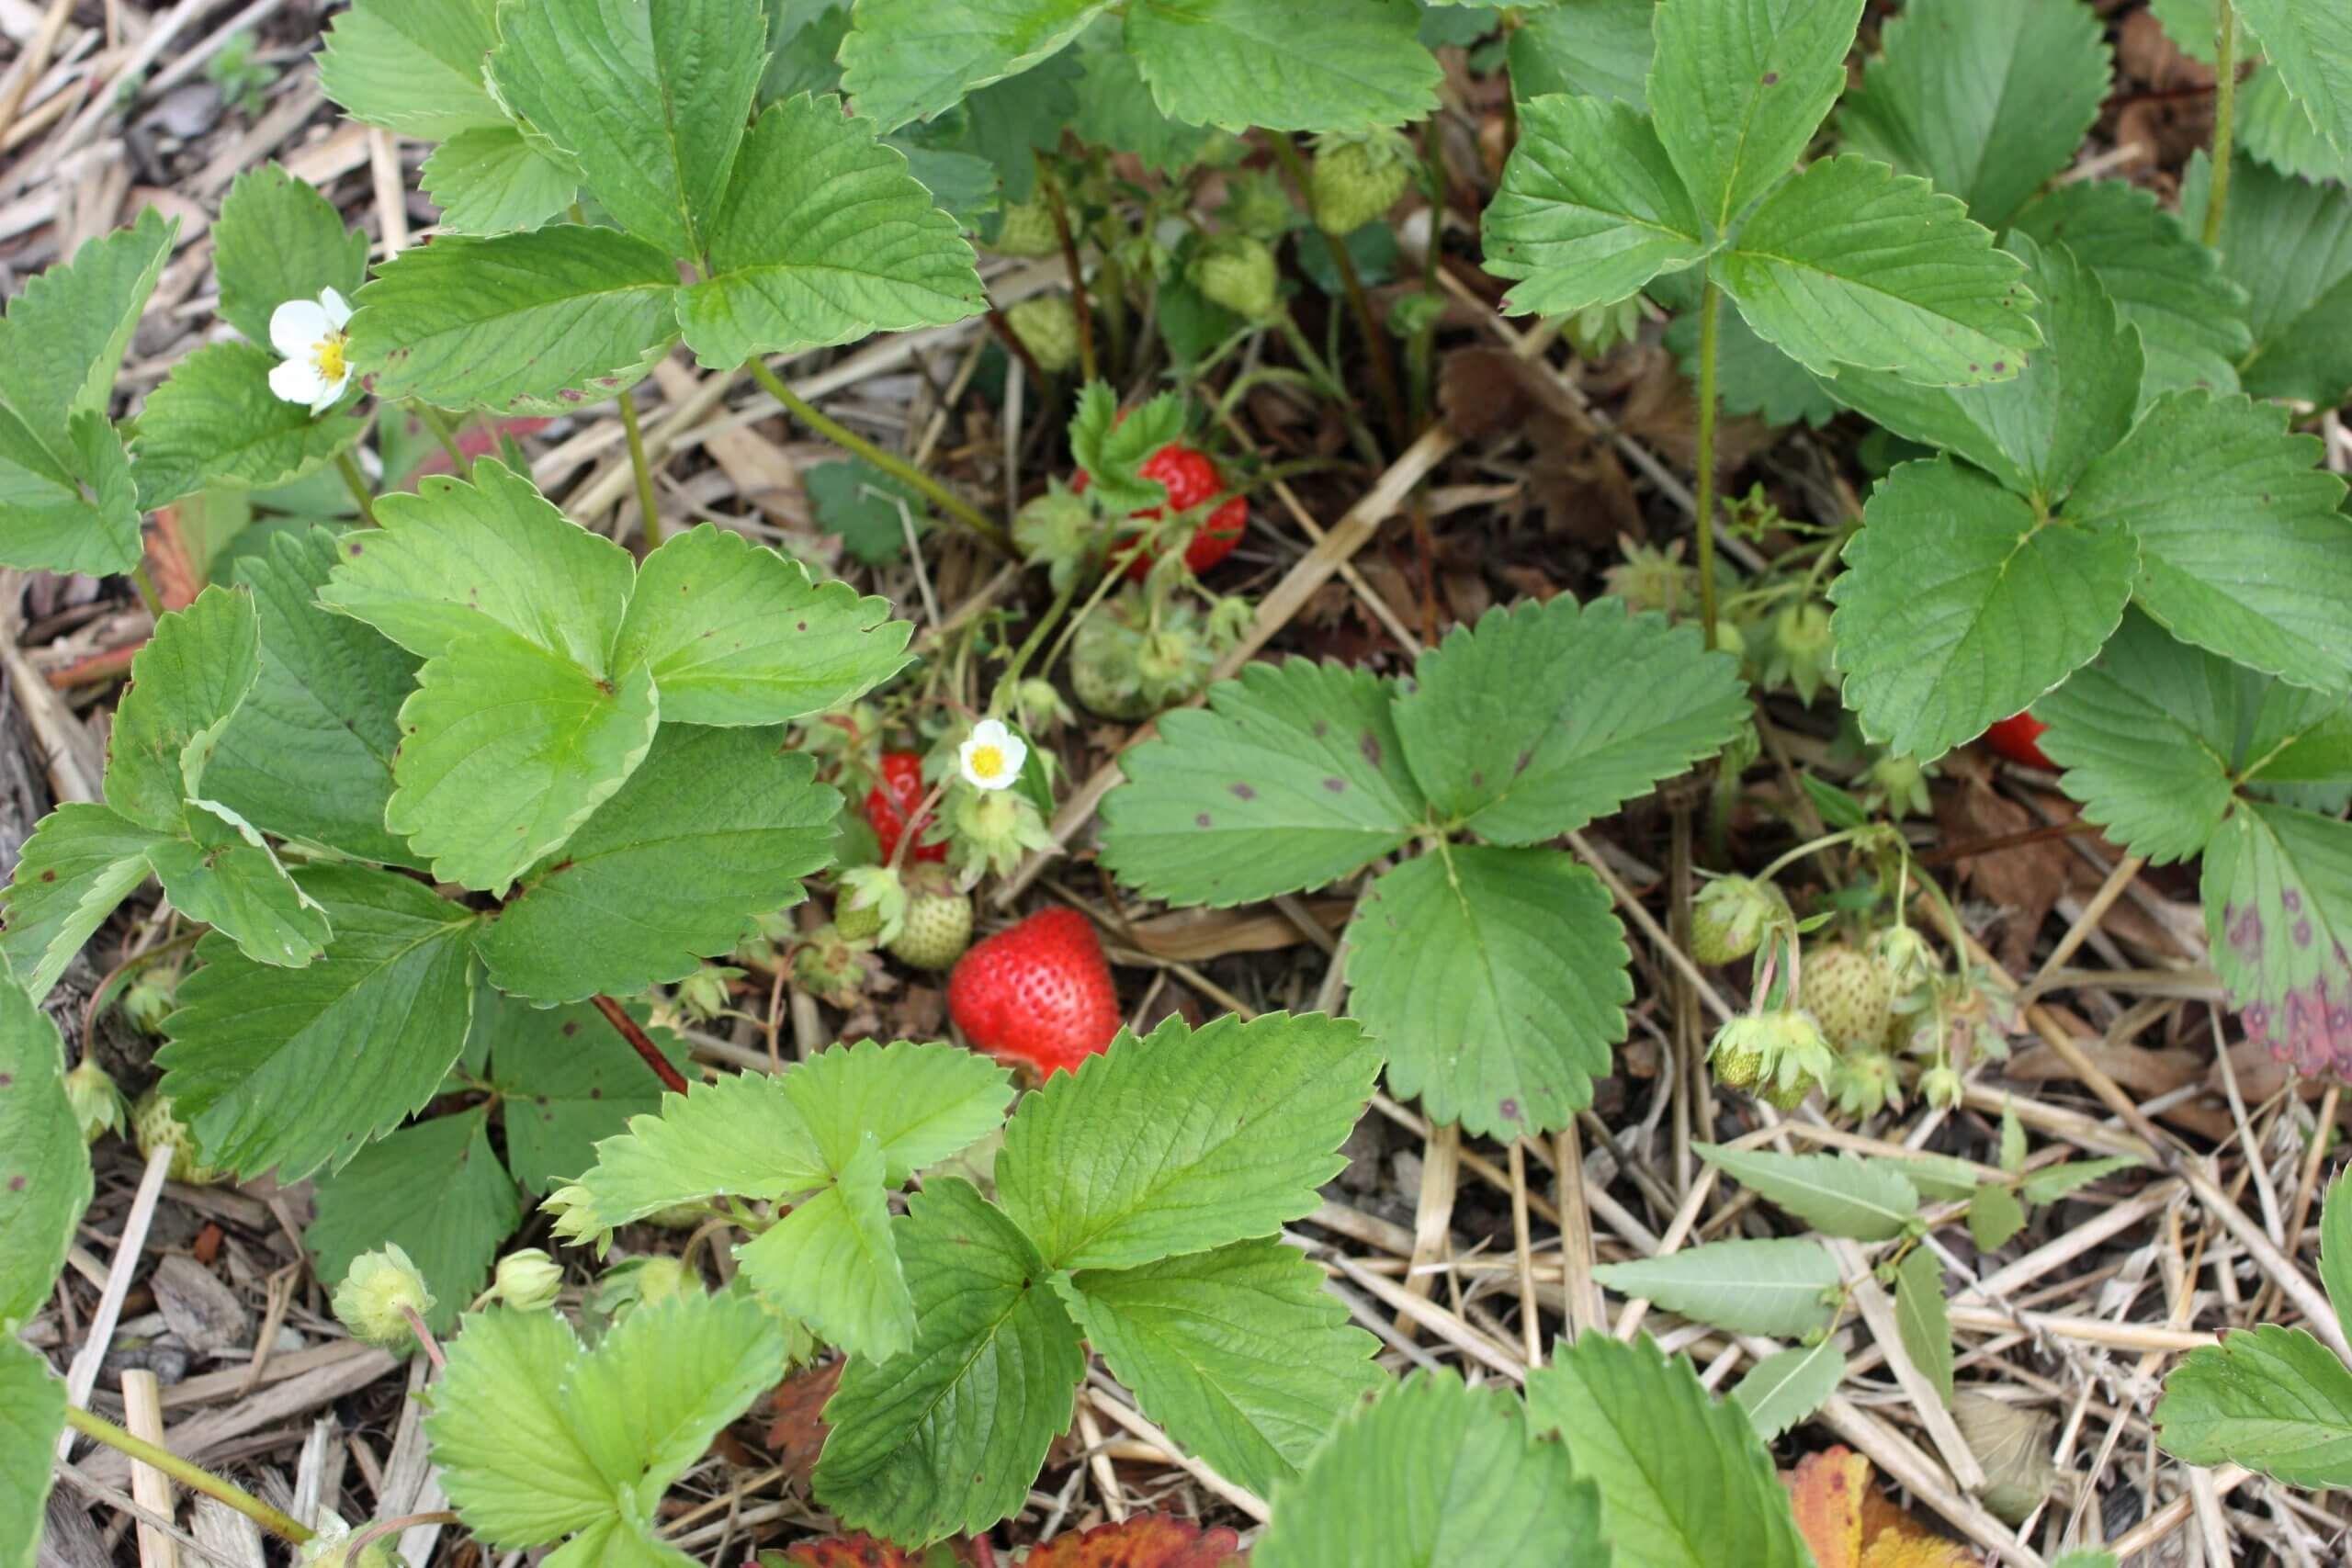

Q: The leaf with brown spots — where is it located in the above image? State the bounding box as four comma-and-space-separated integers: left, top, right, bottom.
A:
1785, 1446, 1981, 1568
771, 1533, 994, 1567
1023, 1515, 1247, 1566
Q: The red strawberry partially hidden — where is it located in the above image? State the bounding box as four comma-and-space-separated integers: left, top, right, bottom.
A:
1984, 713, 2053, 772
948, 908, 1122, 1077
1073, 441, 1247, 579
863, 750, 944, 863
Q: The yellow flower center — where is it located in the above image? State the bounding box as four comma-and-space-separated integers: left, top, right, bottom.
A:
311, 332, 349, 384
968, 744, 1006, 780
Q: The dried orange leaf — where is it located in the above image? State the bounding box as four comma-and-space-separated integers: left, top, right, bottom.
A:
1785, 1446, 1871, 1568
1023, 1516, 1248, 1566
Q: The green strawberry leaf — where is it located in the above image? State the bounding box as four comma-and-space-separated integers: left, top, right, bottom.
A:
0, 804, 169, 1004
997, 1011, 1381, 1271
1589, 1237, 1842, 1337
1717, 155, 2041, 388
613, 523, 912, 726
0, 406, 142, 577
346, 228, 681, 415
1665, 305, 1839, 428
1828, 456, 2137, 760
1347, 845, 1628, 1139
2157, 1323, 2352, 1487
306, 1106, 520, 1335
1125, 0, 1442, 133
144, 811, 332, 972
1391, 595, 1749, 844
472, 725, 836, 1003
480, 991, 688, 1194
1252, 1373, 1607, 1568
735, 1134, 914, 1358
676, 96, 988, 369
1482, 94, 1709, 319
2323, 1168, 2352, 1344
0, 977, 88, 1329
420, 127, 582, 237
2182, 152, 2352, 410
1058, 1237, 1384, 1498
1731, 1340, 1847, 1441
2239, 65, 2352, 185
212, 164, 371, 349
155, 864, 480, 1179
1838, 0, 2111, 231
838, 0, 1111, 131
2019, 1156, 2143, 1208
2202, 799, 2352, 1077
107, 586, 261, 832
2147, 0, 2242, 65
425, 1307, 616, 1547
2231, 0, 2352, 169
0, 206, 176, 455
132, 341, 367, 509
1647, 0, 1863, 232
1066, 379, 1183, 512
814, 1179, 1085, 1545
0, 1338, 66, 1568
1069, 30, 1223, 174
1894, 1247, 1955, 1407
1505, 0, 1655, 108
489, 0, 766, 262
316, 0, 504, 139
1526, 1331, 1811, 1568
1099, 658, 1424, 908
1696, 1144, 1921, 1241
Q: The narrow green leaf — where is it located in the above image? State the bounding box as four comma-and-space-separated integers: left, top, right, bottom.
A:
2182, 152, 2352, 409
1732, 1340, 1847, 1440
1863, 1153, 1984, 1202
2018, 1156, 2140, 1208
316, 0, 504, 139
480, 991, 688, 1194
306, 1107, 520, 1334
2202, 799, 2352, 1077
1590, 1237, 1842, 1338
1059, 1238, 1385, 1497
426, 1308, 611, 1546
212, 164, 370, 349
1697, 1145, 1920, 1241
133, 341, 366, 509
0, 978, 87, 1328
1252, 1373, 1608, 1568
998, 1010, 1380, 1271
1647, 0, 1865, 231
1969, 1183, 2027, 1249
0, 804, 164, 1004
0, 206, 176, 452
1894, 1247, 1954, 1407
1526, 1331, 1811, 1568
1099, 658, 1423, 908
838, 0, 1109, 131
2157, 1324, 2352, 1487
1126, 0, 1441, 133
1999, 1102, 2027, 1175
2232, 0, 2352, 168
736, 1134, 914, 1359
420, 127, 582, 236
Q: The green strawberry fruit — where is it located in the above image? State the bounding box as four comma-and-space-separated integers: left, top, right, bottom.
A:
1006, 295, 1082, 374
1689, 875, 1783, 964
1190, 233, 1278, 320
989, 197, 1062, 257
835, 898, 887, 944
1800, 943, 1894, 1047
888, 875, 975, 970
1309, 134, 1412, 235
133, 1089, 223, 1186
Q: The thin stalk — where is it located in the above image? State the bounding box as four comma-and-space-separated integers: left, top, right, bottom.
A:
1097, 246, 1130, 380
64, 1404, 315, 1545
993, 569, 1082, 709
2204, 0, 2239, 249
1272, 308, 1386, 470
412, 402, 467, 468
1267, 134, 1405, 446
593, 993, 690, 1094
744, 357, 1012, 555
616, 389, 663, 546
1037, 153, 1097, 384
1691, 280, 1723, 650
129, 559, 163, 620
334, 450, 378, 527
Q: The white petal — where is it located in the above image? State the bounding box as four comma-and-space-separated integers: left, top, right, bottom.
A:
969, 718, 1012, 749
270, 299, 332, 361
310, 365, 351, 413
319, 288, 354, 328
269, 356, 327, 408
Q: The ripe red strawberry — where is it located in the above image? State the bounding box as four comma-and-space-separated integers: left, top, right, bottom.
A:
1073, 441, 1247, 578
947, 908, 1121, 1077
1985, 713, 2053, 771
863, 750, 944, 863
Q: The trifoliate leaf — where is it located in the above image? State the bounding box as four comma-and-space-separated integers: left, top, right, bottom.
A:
489, 0, 765, 262
1099, 658, 1423, 908
0, 978, 86, 1328
613, 524, 910, 726
1058, 1237, 1383, 1498
838, 0, 1110, 131
1590, 1237, 1842, 1337
1697, 1145, 1921, 1241
1067, 380, 1184, 513
212, 164, 370, 348
1732, 1340, 1847, 1441
2231, 0, 2352, 170
1666, 304, 1839, 427
0, 805, 165, 1004
316, 0, 503, 139
814, 1179, 1085, 1545
1347, 846, 1628, 1139
2182, 152, 2352, 410
1838, 0, 2110, 231
1527, 1331, 1811, 1568
420, 127, 582, 236
307, 1107, 520, 1335
1392, 596, 1749, 844
156, 864, 479, 1179
736, 1134, 913, 1358
1126, 0, 1440, 132
206, 528, 423, 866
322, 460, 637, 669
778, 1037, 1014, 1186
676, 96, 987, 368
2240, 65, 2352, 185
481, 991, 688, 1193
1717, 156, 2041, 387
0, 405, 142, 577
0, 1338, 66, 1568
2202, 799, 2352, 1077
0, 206, 175, 455
2157, 1324, 2352, 1487
1894, 1247, 1955, 1408
1482, 94, 1709, 318
2018, 1156, 2141, 1208
2009, 177, 2250, 399
1252, 1374, 1606, 1568
997, 1011, 1380, 1271
132, 341, 367, 508
1823, 234, 2140, 503
346, 227, 681, 414
1506, 0, 1655, 107
2064, 389, 2352, 695
1647, 0, 1861, 231
474, 725, 834, 1002
1828, 457, 2136, 760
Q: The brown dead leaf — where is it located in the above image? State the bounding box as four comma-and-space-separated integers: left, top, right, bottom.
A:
1122, 899, 1351, 963
1931, 750, 2065, 975
142, 505, 203, 610
1787, 1447, 1980, 1568
771, 1538, 994, 1567
1438, 346, 1536, 443
762, 1359, 842, 1485
1022, 1516, 1247, 1566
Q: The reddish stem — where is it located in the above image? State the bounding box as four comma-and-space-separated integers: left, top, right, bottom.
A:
594, 994, 690, 1094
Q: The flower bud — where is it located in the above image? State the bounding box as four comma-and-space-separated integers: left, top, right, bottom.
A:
333, 1244, 435, 1348
491, 1248, 563, 1312
673, 964, 739, 1023
65, 1059, 126, 1145
1919, 1064, 1965, 1110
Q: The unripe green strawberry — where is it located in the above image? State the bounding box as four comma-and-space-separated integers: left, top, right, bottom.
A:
1223, 169, 1295, 239
989, 198, 1062, 257
1708, 1010, 1835, 1107
835, 898, 886, 944
133, 1089, 222, 1185
793, 924, 872, 1008
1006, 295, 1082, 374
1919, 1064, 1964, 1110
888, 880, 974, 970
1830, 1048, 1899, 1119
1689, 875, 1783, 965
66, 1059, 126, 1145
1763, 601, 1836, 705
1309, 134, 1412, 235
1189, 233, 1277, 320
1800, 943, 1894, 1047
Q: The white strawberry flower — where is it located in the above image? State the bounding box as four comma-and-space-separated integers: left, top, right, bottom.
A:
958, 717, 1026, 792
266, 288, 355, 412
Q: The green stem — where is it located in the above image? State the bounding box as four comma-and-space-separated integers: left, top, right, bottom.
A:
1036, 154, 1097, 385
743, 357, 1012, 555
1755, 824, 1875, 886
616, 389, 662, 547
334, 450, 378, 527
412, 402, 467, 469
1268, 134, 1404, 446
1692, 280, 1724, 651
64, 1405, 315, 1545
129, 560, 163, 620
992, 569, 1082, 711
1272, 307, 1385, 470
1039, 536, 1154, 683
2204, 0, 2238, 250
